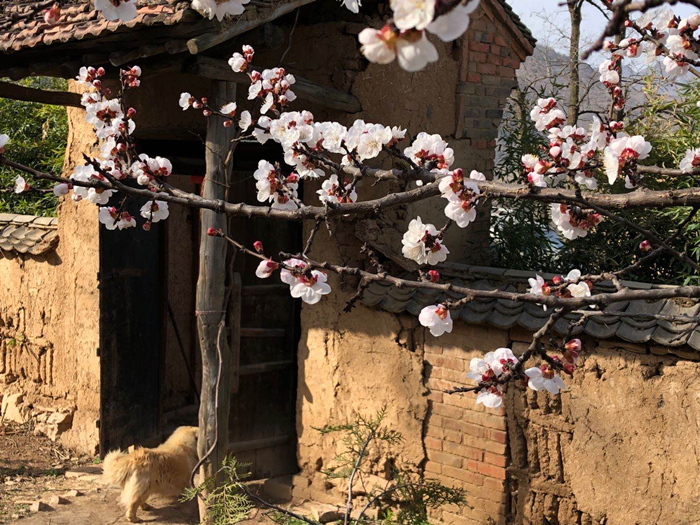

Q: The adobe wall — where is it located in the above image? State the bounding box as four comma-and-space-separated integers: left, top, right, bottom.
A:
0, 92, 101, 454
290, 1, 529, 513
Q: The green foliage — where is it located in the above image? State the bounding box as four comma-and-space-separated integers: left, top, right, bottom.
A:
0, 77, 68, 216
490, 90, 558, 271
315, 405, 402, 480
181, 456, 254, 525
186, 409, 466, 525
491, 80, 700, 285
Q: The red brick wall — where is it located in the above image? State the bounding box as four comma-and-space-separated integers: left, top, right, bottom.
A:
424, 344, 510, 524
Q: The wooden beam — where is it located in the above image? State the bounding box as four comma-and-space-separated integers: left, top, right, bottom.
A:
0, 80, 82, 108
183, 56, 362, 113
186, 0, 315, 55
109, 41, 189, 67
196, 80, 237, 515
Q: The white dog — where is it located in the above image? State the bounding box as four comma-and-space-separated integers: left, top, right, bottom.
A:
102, 426, 198, 522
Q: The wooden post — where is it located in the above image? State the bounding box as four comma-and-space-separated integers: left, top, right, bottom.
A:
196, 80, 237, 521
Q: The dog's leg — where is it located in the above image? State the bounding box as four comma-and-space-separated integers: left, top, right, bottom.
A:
122, 473, 150, 523
140, 502, 153, 511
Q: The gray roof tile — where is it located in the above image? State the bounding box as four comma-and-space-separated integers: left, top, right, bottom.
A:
0, 214, 58, 256
362, 263, 700, 354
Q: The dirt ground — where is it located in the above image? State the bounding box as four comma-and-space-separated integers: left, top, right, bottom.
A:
0, 422, 293, 525
0, 422, 200, 524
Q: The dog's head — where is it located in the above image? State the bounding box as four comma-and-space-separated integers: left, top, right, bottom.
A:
169, 426, 199, 452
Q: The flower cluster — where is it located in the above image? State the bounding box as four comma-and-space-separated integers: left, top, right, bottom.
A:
528, 270, 592, 300
404, 132, 454, 171
438, 169, 483, 227
280, 258, 332, 304
603, 135, 652, 186
401, 216, 449, 265
247, 65, 296, 115
253, 160, 299, 210
466, 348, 517, 408
550, 203, 602, 240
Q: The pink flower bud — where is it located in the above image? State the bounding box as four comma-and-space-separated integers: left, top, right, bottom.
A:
207, 228, 220, 237
126, 107, 136, 118
552, 275, 562, 285
639, 240, 652, 252
116, 142, 126, 152
550, 146, 562, 158
427, 270, 440, 283
223, 120, 233, 127
92, 79, 102, 89
96, 67, 105, 77
142, 220, 151, 231
203, 109, 212, 116
565, 338, 582, 352
201, 97, 208, 105
254, 241, 264, 253
193, 101, 203, 109
43, 3, 61, 24
286, 173, 299, 183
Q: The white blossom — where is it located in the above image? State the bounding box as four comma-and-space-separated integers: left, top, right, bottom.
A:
426, 0, 479, 42
94, 0, 137, 21
229, 53, 247, 73
404, 132, 454, 171
603, 135, 652, 184
280, 258, 331, 304
525, 366, 566, 394
239, 110, 252, 131
14, 176, 29, 194
401, 216, 449, 265
391, 0, 435, 31
179, 92, 194, 111
528, 275, 546, 296
0, 134, 9, 154
140, 200, 170, 222
680, 148, 700, 173
191, 0, 250, 20
418, 305, 453, 337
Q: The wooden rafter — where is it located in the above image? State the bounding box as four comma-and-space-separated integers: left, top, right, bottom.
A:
0, 80, 82, 107
186, 0, 316, 54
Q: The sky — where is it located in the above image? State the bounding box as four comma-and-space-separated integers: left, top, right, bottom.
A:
509, 0, 698, 56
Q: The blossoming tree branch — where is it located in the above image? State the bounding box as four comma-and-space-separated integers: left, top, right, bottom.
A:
4, 0, 700, 412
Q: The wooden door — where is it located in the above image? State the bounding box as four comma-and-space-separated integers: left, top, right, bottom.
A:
99, 188, 165, 455
228, 141, 301, 478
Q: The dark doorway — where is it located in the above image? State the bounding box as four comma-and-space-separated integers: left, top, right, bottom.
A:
99, 189, 165, 456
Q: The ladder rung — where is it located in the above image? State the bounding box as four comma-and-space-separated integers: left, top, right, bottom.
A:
241, 328, 286, 338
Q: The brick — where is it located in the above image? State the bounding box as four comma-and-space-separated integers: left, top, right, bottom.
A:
489, 429, 508, 444
467, 72, 481, 83
425, 436, 443, 451
433, 403, 466, 420
475, 462, 507, 480
489, 44, 503, 56
442, 465, 484, 486
427, 355, 465, 371
483, 452, 507, 467
427, 390, 443, 403
476, 62, 497, 75
483, 477, 506, 492
494, 35, 507, 46
444, 441, 483, 461
443, 511, 480, 525
444, 428, 462, 443
428, 450, 463, 468
425, 461, 442, 474
469, 41, 489, 52
472, 52, 487, 63
463, 436, 507, 455
474, 485, 508, 503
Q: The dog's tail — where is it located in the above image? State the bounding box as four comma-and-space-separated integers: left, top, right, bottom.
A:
102, 450, 134, 487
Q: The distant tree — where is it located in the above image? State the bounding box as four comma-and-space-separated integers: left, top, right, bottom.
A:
0, 77, 66, 216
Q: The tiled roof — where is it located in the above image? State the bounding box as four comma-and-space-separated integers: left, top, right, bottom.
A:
362, 263, 700, 351
0, 213, 59, 255
494, 0, 536, 48
0, 0, 193, 54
